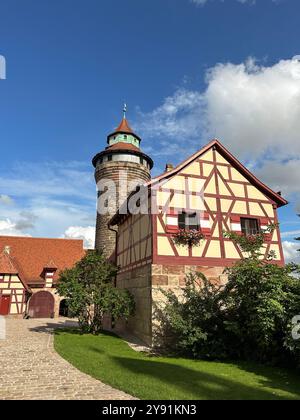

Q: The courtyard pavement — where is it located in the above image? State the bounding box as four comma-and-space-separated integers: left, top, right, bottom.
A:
0, 317, 134, 400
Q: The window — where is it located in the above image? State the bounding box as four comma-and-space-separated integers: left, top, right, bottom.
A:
178, 212, 199, 230
241, 218, 260, 235
108, 155, 112, 161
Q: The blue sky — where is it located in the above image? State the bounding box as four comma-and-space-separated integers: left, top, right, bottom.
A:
0, 0, 299, 260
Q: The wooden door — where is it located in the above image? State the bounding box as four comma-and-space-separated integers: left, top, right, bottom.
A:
0, 295, 11, 315
28, 292, 55, 318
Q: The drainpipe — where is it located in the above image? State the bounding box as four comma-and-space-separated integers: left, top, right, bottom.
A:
108, 223, 118, 288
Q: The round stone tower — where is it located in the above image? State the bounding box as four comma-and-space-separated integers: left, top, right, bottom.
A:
92, 108, 153, 259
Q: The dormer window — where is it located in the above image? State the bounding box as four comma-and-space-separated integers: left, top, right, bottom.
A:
45, 271, 54, 278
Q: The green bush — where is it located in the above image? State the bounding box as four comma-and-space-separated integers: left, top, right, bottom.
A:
161, 227, 300, 367
161, 272, 228, 359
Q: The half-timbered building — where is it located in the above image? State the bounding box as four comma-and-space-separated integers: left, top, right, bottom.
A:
106, 138, 288, 345
0, 236, 85, 318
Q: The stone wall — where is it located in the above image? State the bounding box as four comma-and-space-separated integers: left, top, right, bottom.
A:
94, 161, 151, 259
115, 263, 228, 347
115, 264, 152, 346
151, 264, 228, 346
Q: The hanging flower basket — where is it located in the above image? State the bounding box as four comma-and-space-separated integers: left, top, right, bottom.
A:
173, 229, 205, 247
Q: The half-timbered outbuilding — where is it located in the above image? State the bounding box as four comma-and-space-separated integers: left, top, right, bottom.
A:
0, 236, 85, 318
108, 138, 288, 345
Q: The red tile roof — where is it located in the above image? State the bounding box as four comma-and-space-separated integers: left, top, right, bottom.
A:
107, 143, 140, 152
44, 259, 58, 270
115, 117, 134, 134
0, 236, 85, 285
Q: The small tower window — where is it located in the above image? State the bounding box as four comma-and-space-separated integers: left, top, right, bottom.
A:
108, 155, 112, 162
124, 135, 127, 139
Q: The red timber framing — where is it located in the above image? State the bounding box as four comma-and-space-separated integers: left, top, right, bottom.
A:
116, 212, 152, 274
0, 274, 28, 315
151, 140, 287, 267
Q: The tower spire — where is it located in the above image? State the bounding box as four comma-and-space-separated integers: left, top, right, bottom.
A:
123, 103, 127, 119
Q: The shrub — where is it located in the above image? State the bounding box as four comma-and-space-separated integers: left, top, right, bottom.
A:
161, 227, 300, 367
160, 272, 229, 359
56, 250, 135, 334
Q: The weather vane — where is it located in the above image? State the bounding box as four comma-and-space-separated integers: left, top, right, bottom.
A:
123, 103, 127, 119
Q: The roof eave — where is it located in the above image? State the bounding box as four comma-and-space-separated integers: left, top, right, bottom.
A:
92, 149, 154, 169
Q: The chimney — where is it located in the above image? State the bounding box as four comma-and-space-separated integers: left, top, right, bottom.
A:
165, 163, 174, 172
4, 245, 11, 255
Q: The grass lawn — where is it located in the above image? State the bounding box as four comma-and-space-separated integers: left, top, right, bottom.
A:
54, 329, 300, 400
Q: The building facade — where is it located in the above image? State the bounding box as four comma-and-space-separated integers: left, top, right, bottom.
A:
93, 115, 288, 346
0, 237, 85, 317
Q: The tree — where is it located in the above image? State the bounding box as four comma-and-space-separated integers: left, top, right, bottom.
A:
56, 250, 135, 334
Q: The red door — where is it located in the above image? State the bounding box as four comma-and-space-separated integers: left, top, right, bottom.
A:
28, 292, 55, 318
0, 295, 11, 315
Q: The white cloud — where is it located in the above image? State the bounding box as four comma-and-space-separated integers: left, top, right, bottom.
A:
63, 226, 95, 249
0, 161, 94, 201
136, 56, 300, 207
138, 57, 300, 160
0, 160, 96, 241
0, 219, 31, 237
0, 195, 14, 206
254, 159, 300, 206
282, 241, 300, 263
282, 230, 300, 239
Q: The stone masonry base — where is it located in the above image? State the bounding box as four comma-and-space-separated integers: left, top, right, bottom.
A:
115, 263, 228, 347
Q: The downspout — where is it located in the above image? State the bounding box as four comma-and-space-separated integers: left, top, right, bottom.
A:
108, 223, 118, 287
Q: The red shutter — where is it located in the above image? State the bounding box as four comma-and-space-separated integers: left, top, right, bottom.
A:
200, 212, 211, 237
166, 211, 179, 234
230, 215, 241, 223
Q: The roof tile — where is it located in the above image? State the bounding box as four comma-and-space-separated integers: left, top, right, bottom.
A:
0, 236, 85, 285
